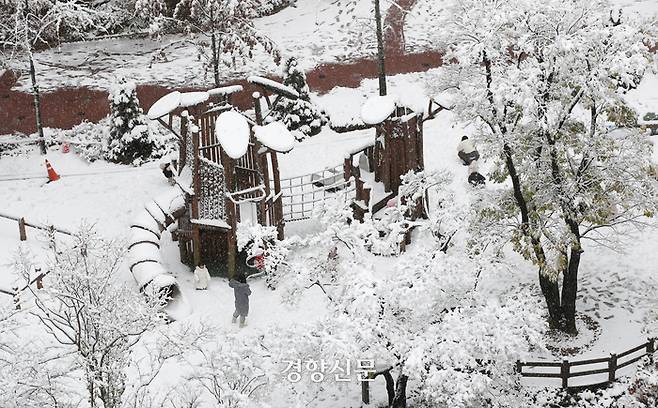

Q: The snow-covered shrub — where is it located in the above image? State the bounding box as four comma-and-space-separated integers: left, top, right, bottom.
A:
13, 226, 168, 408
107, 76, 174, 165
260, 190, 546, 406
270, 57, 328, 139
237, 222, 291, 285
58, 119, 109, 162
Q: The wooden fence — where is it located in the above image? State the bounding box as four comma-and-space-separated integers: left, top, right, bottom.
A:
517, 338, 656, 388
0, 212, 73, 241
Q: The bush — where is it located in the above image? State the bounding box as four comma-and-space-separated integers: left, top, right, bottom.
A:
106, 76, 174, 165
269, 57, 328, 139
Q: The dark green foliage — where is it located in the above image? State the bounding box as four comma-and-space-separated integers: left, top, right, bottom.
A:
270, 57, 328, 139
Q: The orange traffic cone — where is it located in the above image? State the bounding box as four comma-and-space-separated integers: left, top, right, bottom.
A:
45, 159, 60, 182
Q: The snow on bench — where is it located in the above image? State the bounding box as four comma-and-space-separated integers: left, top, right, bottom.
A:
147, 91, 181, 120
361, 94, 398, 125
247, 75, 299, 99
208, 85, 244, 97
311, 167, 343, 187
253, 121, 296, 153
215, 110, 250, 159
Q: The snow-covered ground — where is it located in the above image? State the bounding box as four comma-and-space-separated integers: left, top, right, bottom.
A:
9, 0, 384, 93
2, 69, 657, 400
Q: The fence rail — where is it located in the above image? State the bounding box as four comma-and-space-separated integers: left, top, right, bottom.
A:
0, 212, 73, 240
517, 338, 656, 388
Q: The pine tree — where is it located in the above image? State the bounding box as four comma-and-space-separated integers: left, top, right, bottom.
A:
271, 57, 328, 139
106, 76, 168, 165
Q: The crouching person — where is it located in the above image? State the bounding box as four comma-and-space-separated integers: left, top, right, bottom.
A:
160, 162, 176, 186
229, 274, 251, 328
467, 160, 486, 186
457, 136, 480, 165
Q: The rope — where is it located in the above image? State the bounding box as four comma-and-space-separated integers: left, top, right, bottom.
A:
0, 165, 161, 182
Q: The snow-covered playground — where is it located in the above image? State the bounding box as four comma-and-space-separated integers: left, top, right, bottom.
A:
1, 0, 658, 407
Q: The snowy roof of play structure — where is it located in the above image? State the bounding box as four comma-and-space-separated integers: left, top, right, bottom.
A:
215, 110, 251, 159
148, 89, 229, 119
179, 91, 210, 107
208, 85, 243, 96
361, 94, 398, 125
247, 76, 299, 99
433, 93, 456, 110
254, 122, 296, 153
147, 91, 181, 120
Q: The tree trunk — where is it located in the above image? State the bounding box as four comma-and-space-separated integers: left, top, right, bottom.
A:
539, 268, 562, 329
374, 0, 387, 96
211, 32, 220, 87
378, 370, 395, 406
561, 227, 582, 334
28, 52, 46, 154
391, 373, 408, 408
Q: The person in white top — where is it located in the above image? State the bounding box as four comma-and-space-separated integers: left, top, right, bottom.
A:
457, 136, 480, 165
194, 264, 210, 290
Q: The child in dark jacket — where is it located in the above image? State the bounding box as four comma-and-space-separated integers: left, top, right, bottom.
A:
229, 274, 251, 328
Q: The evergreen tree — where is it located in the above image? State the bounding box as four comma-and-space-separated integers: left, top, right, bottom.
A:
106, 76, 169, 165
271, 57, 328, 139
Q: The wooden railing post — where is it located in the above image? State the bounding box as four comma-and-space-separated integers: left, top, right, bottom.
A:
515, 360, 523, 374
12, 287, 20, 310
647, 338, 655, 365
560, 359, 570, 388
190, 124, 202, 267
608, 353, 617, 383
344, 155, 352, 182
361, 372, 370, 405
179, 111, 189, 172
18, 217, 27, 241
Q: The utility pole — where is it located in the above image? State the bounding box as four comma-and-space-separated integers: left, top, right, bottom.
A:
374, 0, 387, 96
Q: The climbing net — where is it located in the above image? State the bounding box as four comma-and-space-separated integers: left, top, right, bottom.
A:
199, 157, 227, 221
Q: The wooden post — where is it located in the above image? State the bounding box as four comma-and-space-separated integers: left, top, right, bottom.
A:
646, 338, 655, 365
13, 287, 20, 310
361, 373, 370, 405
608, 353, 617, 383
271, 151, 285, 240
344, 156, 352, 182
515, 360, 523, 374
221, 148, 237, 280
191, 126, 202, 267
180, 111, 189, 172
18, 217, 27, 241
560, 359, 570, 388
36, 273, 44, 289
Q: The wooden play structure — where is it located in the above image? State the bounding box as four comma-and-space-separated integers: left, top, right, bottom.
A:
147, 80, 449, 276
